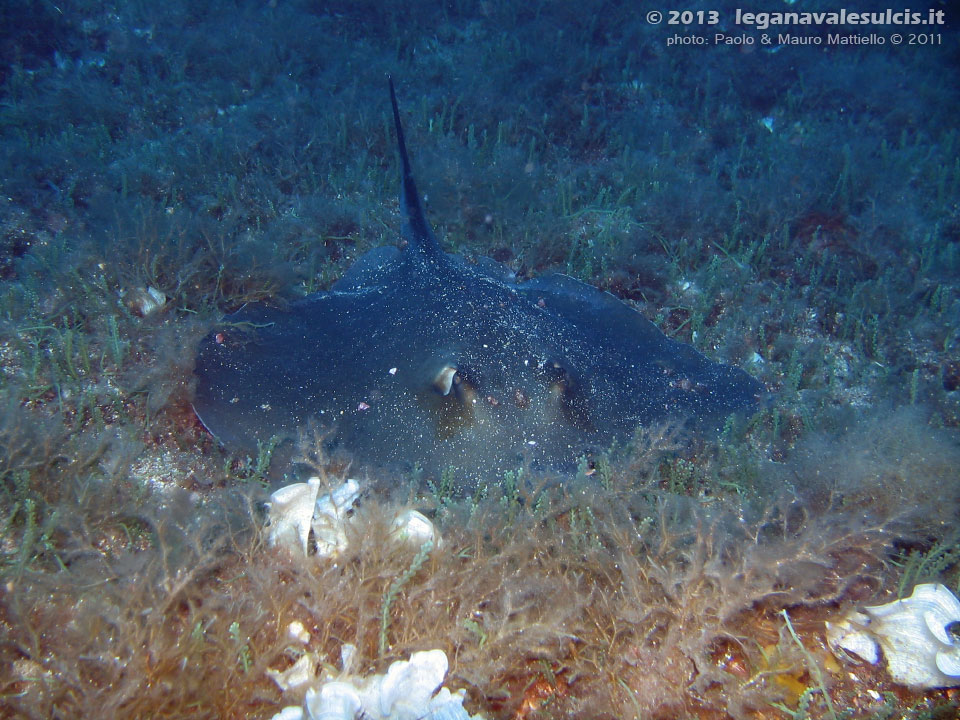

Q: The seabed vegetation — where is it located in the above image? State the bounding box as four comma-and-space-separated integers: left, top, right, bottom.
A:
1, 1, 959, 718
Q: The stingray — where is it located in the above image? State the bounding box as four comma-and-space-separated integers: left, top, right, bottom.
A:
193, 79, 763, 485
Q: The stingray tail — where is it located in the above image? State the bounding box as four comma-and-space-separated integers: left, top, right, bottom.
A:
389, 77, 444, 261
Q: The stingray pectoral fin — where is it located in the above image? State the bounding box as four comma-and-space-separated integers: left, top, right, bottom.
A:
518, 272, 763, 425
519, 273, 666, 346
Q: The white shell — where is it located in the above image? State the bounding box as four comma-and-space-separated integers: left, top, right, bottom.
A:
378, 649, 448, 717
825, 611, 879, 664
287, 620, 310, 645
270, 707, 304, 720
268, 479, 445, 558
129, 285, 167, 316
339, 643, 358, 674
276, 646, 485, 720
316, 479, 361, 517
268, 477, 321, 554
938, 649, 960, 676
313, 479, 360, 557
267, 653, 318, 692
305, 681, 362, 720
826, 583, 960, 688
424, 687, 477, 720
390, 510, 440, 548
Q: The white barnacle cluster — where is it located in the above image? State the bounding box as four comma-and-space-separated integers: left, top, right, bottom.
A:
266, 478, 440, 558
269, 644, 484, 720
826, 582, 960, 688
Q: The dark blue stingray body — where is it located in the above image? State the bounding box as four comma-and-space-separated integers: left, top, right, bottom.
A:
193, 80, 762, 484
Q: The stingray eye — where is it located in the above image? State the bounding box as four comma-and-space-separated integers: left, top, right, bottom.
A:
432, 365, 458, 396
214, 332, 225, 345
